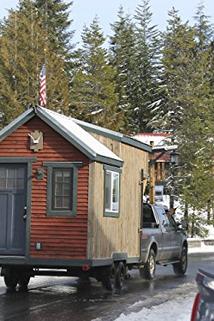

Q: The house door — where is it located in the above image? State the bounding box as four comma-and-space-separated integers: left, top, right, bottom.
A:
0, 164, 27, 255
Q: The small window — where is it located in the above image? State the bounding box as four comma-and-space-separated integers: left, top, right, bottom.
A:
0, 166, 25, 191
52, 168, 73, 210
104, 166, 121, 217
45, 162, 80, 216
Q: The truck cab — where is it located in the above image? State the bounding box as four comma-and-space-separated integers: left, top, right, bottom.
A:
140, 203, 188, 279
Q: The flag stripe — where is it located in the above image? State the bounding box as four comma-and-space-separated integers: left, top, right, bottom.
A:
39, 65, 47, 106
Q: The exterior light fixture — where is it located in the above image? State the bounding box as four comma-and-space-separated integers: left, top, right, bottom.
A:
35, 168, 45, 180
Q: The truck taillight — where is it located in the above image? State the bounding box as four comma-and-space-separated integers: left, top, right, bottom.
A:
191, 293, 201, 321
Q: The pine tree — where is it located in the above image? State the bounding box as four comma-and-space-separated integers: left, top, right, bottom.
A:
0, 0, 71, 127
70, 18, 123, 131
132, 0, 161, 133
33, 0, 73, 57
110, 7, 136, 133
178, 4, 214, 212
150, 7, 196, 131
146, 6, 214, 232
194, 2, 213, 51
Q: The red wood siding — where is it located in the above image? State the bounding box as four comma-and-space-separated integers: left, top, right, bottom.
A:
0, 116, 89, 259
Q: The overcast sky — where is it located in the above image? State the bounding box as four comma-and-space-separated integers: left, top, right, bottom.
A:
0, 0, 213, 44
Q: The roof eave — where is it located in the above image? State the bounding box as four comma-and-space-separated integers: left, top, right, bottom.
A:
73, 118, 151, 153
0, 108, 35, 142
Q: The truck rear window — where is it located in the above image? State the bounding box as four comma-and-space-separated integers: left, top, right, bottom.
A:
142, 204, 157, 228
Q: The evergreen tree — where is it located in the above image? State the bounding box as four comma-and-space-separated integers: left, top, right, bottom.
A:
132, 0, 161, 132
33, 0, 73, 57
194, 2, 213, 51
0, 0, 71, 127
150, 8, 196, 131
70, 18, 123, 131
178, 4, 214, 212
147, 6, 214, 231
110, 7, 136, 133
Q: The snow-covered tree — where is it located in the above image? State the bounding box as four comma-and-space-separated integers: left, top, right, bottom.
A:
178, 5, 214, 213
132, 0, 161, 133
149, 7, 196, 131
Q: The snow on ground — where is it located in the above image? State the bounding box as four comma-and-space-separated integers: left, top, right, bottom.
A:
109, 243, 214, 321
207, 225, 214, 238
188, 241, 214, 254
113, 293, 195, 321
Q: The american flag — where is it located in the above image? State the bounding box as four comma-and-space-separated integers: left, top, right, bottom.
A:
39, 64, 47, 107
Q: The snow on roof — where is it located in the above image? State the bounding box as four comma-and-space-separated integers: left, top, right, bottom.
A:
38, 107, 123, 165
72, 117, 151, 153
72, 117, 124, 139
134, 133, 171, 147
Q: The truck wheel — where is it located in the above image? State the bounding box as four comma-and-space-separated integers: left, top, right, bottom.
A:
4, 268, 18, 289
114, 262, 125, 290
173, 245, 188, 276
140, 249, 156, 280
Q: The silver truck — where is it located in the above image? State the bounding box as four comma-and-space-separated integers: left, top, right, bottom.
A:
140, 203, 188, 279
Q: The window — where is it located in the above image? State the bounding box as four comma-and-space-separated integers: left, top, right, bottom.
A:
0, 166, 26, 191
52, 168, 73, 210
142, 203, 157, 228
45, 162, 81, 216
154, 206, 176, 230
104, 166, 121, 217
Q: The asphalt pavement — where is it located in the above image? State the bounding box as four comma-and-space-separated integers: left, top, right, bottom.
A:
0, 253, 213, 321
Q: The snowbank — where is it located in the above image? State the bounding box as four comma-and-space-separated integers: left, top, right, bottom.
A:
113, 293, 195, 321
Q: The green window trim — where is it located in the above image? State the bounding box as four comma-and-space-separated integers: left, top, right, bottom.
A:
103, 165, 121, 218
44, 162, 82, 216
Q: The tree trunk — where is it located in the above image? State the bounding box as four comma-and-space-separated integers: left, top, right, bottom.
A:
207, 200, 211, 222
184, 202, 189, 233
191, 212, 195, 238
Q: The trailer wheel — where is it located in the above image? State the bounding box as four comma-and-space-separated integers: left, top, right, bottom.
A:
18, 274, 31, 290
101, 276, 112, 291
114, 262, 125, 290
139, 249, 156, 280
4, 268, 19, 289
173, 245, 187, 276
100, 267, 112, 291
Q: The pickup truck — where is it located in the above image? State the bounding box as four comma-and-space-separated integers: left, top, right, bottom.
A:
140, 203, 188, 279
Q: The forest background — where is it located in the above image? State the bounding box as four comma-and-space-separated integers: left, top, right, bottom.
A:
0, 0, 213, 235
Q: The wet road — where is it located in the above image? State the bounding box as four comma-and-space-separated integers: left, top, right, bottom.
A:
0, 253, 213, 321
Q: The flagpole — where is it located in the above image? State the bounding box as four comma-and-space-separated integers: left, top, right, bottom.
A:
38, 0, 48, 107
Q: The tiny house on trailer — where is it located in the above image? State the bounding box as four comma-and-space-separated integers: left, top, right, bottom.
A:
0, 106, 151, 290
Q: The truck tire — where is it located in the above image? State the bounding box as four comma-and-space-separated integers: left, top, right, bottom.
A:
173, 245, 188, 276
140, 249, 156, 280
114, 262, 125, 290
